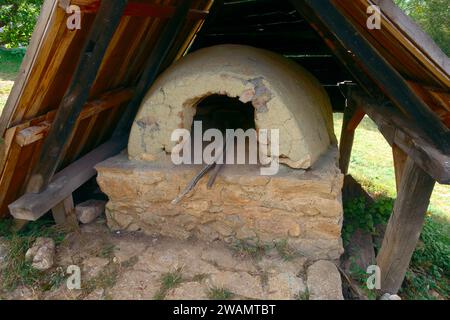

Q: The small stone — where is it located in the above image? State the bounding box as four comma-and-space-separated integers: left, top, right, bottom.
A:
307, 260, 343, 300
380, 293, 402, 300
288, 223, 301, 237
76, 200, 106, 224
25, 237, 55, 271
267, 272, 306, 300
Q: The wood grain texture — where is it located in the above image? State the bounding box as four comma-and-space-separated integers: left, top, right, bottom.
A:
25, 1, 128, 193
9, 136, 127, 221
339, 100, 365, 174
376, 157, 435, 294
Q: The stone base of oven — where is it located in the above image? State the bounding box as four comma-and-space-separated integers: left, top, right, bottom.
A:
96, 147, 344, 260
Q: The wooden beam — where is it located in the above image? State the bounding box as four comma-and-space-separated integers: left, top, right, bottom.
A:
290, 0, 450, 153
339, 100, 365, 174
376, 157, 435, 294
113, 0, 195, 137
52, 195, 74, 225
67, 0, 208, 19
24, 0, 128, 194
9, 136, 127, 221
350, 89, 450, 185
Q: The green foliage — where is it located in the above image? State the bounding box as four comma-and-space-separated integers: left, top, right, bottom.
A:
342, 197, 393, 245
0, 0, 43, 48
208, 287, 234, 300
395, 0, 450, 56
400, 216, 450, 299
295, 289, 310, 300
343, 196, 450, 300
154, 268, 184, 300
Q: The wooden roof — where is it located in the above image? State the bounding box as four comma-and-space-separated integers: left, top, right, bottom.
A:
0, 0, 449, 217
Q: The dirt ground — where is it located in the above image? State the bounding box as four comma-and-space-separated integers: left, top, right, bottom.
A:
2, 218, 338, 300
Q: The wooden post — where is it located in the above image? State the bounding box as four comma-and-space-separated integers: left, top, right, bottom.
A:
339, 100, 365, 174
52, 195, 74, 225
376, 157, 435, 294
25, 0, 128, 194
392, 144, 407, 193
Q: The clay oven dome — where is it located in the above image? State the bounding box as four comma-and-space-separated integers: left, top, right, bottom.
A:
128, 44, 335, 169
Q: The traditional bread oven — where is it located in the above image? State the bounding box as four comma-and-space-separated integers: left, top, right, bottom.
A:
96, 45, 344, 260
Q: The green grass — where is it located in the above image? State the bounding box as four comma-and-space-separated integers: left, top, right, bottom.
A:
334, 113, 450, 218
335, 114, 450, 300
295, 288, 310, 300
207, 287, 234, 300
154, 268, 184, 300
274, 239, 298, 261
0, 217, 67, 292
230, 239, 271, 260
0, 48, 24, 113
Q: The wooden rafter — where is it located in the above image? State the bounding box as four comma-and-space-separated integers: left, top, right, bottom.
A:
24, 0, 128, 194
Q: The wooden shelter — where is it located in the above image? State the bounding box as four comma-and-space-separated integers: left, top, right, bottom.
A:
0, 0, 449, 295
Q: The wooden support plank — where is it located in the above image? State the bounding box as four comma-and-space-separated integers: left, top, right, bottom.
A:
339, 100, 365, 174
392, 144, 407, 193
376, 157, 435, 294
290, 0, 450, 153
11, 88, 133, 147
25, 0, 128, 194
52, 195, 74, 225
15, 122, 51, 147
9, 136, 127, 221
113, 0, 195, 137
350, 89, 450, 184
